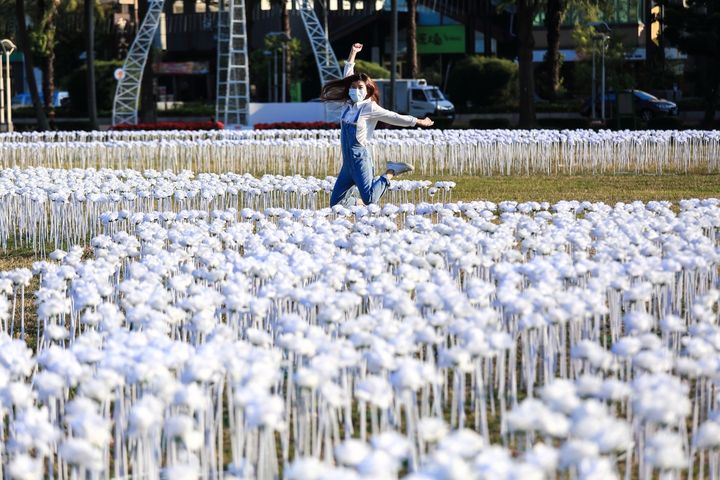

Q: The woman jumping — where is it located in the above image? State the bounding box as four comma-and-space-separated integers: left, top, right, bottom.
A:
321, 43, 434, 208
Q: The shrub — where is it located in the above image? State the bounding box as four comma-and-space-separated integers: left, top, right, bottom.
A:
339, 59, 391, 79
64, 60, 123, 115
447, 56, 518, 111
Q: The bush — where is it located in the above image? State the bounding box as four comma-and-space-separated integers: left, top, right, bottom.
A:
646, 116, 685, 130
447, 56, 517, 112
469, 118, 513, 129
339, 60, 391, 79
63, 60, 123, 115
536, 118, 591, 129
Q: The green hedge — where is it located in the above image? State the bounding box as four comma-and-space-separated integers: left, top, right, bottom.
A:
63, 60, 123, 115
339, 59, 391, 79
447, 56, 517, 112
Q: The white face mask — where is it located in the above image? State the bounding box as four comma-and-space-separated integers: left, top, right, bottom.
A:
349, 88, 366, 103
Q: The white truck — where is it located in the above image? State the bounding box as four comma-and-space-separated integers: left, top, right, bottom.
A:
374, 79, 455, 123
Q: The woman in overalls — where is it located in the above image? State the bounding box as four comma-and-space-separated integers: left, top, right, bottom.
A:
321, 43, 434, 208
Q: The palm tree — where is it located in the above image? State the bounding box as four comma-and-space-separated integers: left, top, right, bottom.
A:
16, 0, 50, 130
407, 0, 418, 78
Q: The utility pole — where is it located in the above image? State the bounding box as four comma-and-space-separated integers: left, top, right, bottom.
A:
390, 0, 397, 111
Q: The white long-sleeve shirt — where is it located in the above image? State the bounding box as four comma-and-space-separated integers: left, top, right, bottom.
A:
340, 62, 417, 146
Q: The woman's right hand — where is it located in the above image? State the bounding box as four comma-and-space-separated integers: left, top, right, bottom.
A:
348, 43, 363, 63
416, 117, 434, 127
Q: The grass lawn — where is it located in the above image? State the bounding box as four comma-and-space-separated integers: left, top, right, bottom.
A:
432, 174, 720, 204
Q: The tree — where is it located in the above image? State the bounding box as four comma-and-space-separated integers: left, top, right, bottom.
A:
516, 0, 539, 127
658, 0, 719, 127
407, 0, 418, 78
272, 0, 291, 101
16, 0, 50, 130
543, 0, 563, 99
35, 0, 61, 127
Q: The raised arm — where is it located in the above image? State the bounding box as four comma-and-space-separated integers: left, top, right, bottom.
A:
343, 43, 363, 78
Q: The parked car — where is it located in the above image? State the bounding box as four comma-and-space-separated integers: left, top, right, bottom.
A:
580, 89, 678, 121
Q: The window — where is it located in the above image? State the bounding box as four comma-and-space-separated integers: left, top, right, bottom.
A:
426, 88, 444, 101
411, 89, 426, 102
172, 0, 183, 14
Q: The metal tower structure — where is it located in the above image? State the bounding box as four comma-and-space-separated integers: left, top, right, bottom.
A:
215, 0, 250, 127
111, 0, 165, 126
298, 0, 342, 85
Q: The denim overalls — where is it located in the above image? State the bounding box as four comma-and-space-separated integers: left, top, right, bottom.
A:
329, 103, 389, 207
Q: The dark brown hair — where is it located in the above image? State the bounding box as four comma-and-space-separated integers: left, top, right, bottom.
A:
320, 72, 380, 104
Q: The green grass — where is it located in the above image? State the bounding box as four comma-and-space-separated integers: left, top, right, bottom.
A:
426, 174, 720, 204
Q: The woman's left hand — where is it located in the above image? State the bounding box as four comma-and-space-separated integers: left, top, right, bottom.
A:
416, 117, 434, 127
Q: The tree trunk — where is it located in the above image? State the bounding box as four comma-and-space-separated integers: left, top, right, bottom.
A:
43, 0, 59, 128
85, 0, 99, 129
16, 0, 50, 130
407, 0, 418, 78
281, 0, 290, 101
544, 0, 562, 99
138, 0, 157, 123
517, 0, 537, 128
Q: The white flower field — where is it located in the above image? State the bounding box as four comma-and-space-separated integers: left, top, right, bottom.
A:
0, 129, 717, 480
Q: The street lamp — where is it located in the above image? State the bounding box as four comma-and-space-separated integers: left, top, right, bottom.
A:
266, 32, 291, 103
589, 22, 611, 123
0, 39, 16, 133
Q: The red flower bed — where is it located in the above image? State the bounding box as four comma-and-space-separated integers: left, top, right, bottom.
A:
254, 121, 339, 130
111, 120, 224, 131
